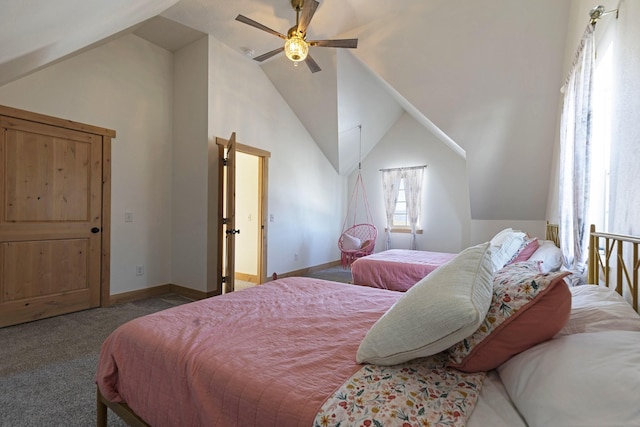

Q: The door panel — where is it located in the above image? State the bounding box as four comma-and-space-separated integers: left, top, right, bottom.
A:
224, 133, 237, 294
0, 116, 102, 327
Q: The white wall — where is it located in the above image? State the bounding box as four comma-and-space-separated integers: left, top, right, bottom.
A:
206, 36, 346, 277
0, 34, 175, 295
0, 32, 346, 296
236, 152, 259, 276
354, 112, 471, 253
352, 0, 570, 223
172, 36, 210, 291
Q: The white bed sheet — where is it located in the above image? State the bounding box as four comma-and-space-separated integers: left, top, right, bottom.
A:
467, 370, 526, 427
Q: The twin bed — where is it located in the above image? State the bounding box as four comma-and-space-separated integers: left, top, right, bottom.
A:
96, 224, 640, 427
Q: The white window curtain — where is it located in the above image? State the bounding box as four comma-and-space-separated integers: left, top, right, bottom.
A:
404, 167, 425, 250
381, 169, 402, 250
559, 24, 595, 276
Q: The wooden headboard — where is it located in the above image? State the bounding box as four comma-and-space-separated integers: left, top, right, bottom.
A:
545, 221, 560, 247
587, 224, 640, 312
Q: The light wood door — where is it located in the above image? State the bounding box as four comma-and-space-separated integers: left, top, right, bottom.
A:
0, 116, 103, 326
224, 133, 237, 293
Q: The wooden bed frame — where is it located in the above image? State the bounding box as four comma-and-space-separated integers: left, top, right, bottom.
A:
96, 223, 640, 427
587, 224, 640, 312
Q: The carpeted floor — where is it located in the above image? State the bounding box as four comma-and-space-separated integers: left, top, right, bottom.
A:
0, 267, 352, 426
0, 294, 192, 427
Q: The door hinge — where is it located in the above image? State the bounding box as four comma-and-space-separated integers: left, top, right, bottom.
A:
222, 157, 228, 166
222, 217, 228, 225
221, 276, 227, 283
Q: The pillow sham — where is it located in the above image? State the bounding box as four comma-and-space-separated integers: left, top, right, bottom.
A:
528, 240, 563, 273
498, 330, 640, 427
341, 233, 361, 250
506, 237, 539, 265
489, 229, 526, 271
447, 262, 571, 372
556, 285, 640, 336
356, 243, 493, 366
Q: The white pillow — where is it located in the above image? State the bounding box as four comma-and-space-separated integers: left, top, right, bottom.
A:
341, 233, 361, 250
356, 242, 493, 365
490, 229, 526, 271
528, 240, 562, 273
557, 285, 640, 336
498, 331, 640, 427
490, 228, 515, 246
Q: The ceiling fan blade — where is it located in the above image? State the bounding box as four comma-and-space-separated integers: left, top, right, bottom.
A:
297, 0, 319, 34
304, 54, 321, 73
235, 15, 286, 40
253, 47, 285, 62
309, 39, 358, 49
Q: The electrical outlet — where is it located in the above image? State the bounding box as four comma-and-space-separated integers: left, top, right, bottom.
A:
294, 253, 299, 261
135, 265, 144, 276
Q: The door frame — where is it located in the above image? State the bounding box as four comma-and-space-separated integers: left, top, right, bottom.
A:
216, 137, 270, 294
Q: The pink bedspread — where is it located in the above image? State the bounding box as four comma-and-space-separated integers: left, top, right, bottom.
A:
351, 249, 457, 292
96, 277, 400, 427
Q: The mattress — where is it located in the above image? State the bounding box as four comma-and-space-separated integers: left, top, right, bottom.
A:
351, 249, 456, 291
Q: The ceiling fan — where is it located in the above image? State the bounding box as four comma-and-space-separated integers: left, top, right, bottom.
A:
235, 0, 358, 73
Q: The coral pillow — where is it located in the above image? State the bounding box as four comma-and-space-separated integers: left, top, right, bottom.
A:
356, 243, 493, 365
447, 261, 571, 372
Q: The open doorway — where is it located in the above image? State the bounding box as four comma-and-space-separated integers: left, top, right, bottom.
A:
216, 137, 270, 293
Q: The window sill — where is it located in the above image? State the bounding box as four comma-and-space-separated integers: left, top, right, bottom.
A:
384, 228, 423, 234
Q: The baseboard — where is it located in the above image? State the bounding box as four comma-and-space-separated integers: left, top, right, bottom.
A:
235, 272, 258, 283
108, 260, 342, 305
269, 260, 342, 281
108, 283, 213, 306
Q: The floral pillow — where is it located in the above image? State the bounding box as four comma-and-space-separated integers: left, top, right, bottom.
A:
447, 261, 571, 372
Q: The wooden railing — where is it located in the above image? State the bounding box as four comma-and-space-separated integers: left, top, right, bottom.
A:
588, 224, 640, 312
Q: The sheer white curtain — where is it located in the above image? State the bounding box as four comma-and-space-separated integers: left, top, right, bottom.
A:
559, 24, 595, 275
404, 167, 425, 250
381, 169, 402, 250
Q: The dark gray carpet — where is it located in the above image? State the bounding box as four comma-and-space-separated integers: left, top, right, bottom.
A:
0, 294, 191, 427
305, 266, 353, 283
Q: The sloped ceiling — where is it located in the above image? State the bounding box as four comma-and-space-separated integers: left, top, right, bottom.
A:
0, 0, 180, 86
0, 0, 571, 222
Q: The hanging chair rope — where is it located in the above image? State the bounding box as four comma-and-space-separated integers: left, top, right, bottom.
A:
341, 171, 374, 233
338, 125, 377, 267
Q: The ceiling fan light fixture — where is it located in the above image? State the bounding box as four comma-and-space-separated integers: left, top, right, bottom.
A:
284, 34, 308, 62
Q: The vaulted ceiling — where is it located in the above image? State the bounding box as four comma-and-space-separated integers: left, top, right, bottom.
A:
0, 0, 571, 221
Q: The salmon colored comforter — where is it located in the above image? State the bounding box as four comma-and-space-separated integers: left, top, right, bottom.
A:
351, 249, 457, 292
96, 277, 401, 427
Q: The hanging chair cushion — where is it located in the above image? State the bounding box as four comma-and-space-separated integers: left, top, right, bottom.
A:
342, 234, 362, 251
339, 224, 377, 253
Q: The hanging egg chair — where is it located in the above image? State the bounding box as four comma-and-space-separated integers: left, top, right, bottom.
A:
338, 126, 377, 267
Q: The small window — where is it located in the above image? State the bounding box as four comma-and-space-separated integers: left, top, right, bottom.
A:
392, 178, 409, 227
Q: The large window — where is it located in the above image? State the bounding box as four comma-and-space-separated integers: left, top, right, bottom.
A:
589, 26, 614, 232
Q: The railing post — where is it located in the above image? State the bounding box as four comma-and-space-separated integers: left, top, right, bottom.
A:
588, 224, 596, 284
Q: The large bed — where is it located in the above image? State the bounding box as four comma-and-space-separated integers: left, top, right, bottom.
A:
351, 226, 560, 292
96, 225, 640, 427
350, 249, 457, 291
